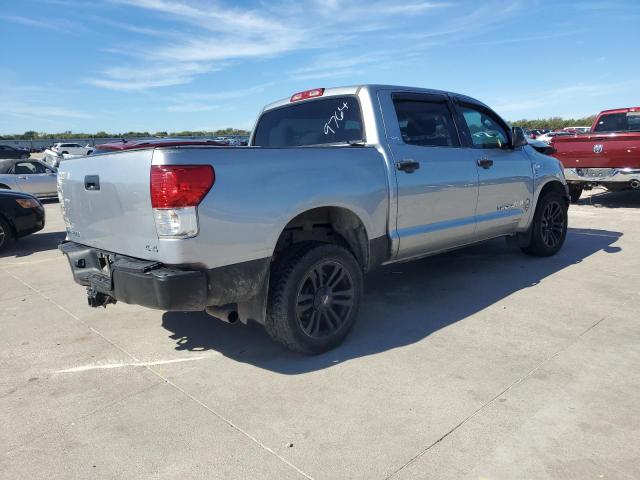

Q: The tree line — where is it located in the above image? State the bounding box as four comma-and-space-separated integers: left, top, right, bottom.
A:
0, 128, 251, 140
1, 116, 599, 140
510, 116, 597, 130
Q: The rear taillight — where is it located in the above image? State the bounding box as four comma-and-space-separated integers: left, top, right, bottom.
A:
150, 165, 214, 238
151, 165, 214, 208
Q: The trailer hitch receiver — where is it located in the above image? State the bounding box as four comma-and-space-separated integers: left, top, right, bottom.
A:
87, 287, 116, 308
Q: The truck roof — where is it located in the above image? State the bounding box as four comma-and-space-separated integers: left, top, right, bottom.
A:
599, 107, 640, 115
261, 84, 488, 112
94, 138, 226, 152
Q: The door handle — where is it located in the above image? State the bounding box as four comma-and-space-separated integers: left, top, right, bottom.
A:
477, 158, 494, 169
84, 175, 100, 191
396, 159, 420, 173
17, 176, 28, 180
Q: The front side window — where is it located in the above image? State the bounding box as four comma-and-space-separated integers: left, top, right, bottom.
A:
14, 161, 46, 174
393, 99, 460, 147
253, 96, 363, 147
460, 106, 509, 149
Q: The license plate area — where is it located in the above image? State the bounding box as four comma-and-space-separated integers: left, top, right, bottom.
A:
576, 168, 615, 178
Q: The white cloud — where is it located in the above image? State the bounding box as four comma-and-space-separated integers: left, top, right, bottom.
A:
86, 62, 220, 91
491, 81, 638, 118
88, 0, 455, 91
0, 14, 81, 33
4, 102, 94, 120
165, 84, 272, 112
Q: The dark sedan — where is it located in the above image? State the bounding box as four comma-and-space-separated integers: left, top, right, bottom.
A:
0, 190, 45, 252
0, 145, 30, 159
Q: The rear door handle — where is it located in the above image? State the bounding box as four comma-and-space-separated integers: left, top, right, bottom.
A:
17, 176, 28, 180
396, 159, 420, 173
477, 158, 494, 169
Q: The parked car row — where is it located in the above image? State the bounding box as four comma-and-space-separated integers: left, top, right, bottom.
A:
0, 144, 30, 159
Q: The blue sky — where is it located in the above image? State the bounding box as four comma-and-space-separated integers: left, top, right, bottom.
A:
0, 0, 639, 134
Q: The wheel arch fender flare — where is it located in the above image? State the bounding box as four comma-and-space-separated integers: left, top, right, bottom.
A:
269, 204, 378, 270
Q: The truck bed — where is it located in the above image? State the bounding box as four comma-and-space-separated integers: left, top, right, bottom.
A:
553, 132, 640, 168
58, 146, 390, 269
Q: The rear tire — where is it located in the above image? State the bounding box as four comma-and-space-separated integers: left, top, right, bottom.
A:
266, 243, 363, 354
0, 217, 14, 252
521, 191, 568, 257
568, 184, 583, 203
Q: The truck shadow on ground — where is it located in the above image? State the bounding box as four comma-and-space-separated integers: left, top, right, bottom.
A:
162, 227, 622, 374
577, 189, 640, 209
0, 231, 66, 258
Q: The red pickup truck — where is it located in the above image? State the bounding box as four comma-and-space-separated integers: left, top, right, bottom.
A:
551, 107, 640, 202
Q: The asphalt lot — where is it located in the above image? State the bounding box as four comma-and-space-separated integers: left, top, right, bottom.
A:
1, 189, 639, 479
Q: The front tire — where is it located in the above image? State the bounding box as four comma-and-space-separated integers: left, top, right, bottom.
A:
568, 184, 583, 203
521, 191, 568, 257
266, 243, 363, 354
0, 217, 14, 252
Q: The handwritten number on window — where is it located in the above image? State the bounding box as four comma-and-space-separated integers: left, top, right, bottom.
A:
324, 102, 349, 135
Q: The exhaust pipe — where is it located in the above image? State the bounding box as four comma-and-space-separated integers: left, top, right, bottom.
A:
630, 179, 640, 189
205, 304, 239, 324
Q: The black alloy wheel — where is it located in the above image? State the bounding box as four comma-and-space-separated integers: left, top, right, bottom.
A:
296, 260, 355, 338
521, 191, 568, 257
266, 243, 363, 354
540, 200, 565, 249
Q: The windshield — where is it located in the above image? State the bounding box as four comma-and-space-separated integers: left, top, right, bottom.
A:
593, 112, 640, 133
253, 96, 364, 147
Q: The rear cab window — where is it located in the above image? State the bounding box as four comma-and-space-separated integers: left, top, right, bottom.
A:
252, 96, 364, 147
594, 112, 640, 133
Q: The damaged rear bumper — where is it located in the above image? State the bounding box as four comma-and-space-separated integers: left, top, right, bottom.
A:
59, 241, 271, 314
59, 241, 208, 310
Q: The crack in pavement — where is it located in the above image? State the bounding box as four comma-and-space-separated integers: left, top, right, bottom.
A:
384, 316, 609, 479
2, 267, 314, 480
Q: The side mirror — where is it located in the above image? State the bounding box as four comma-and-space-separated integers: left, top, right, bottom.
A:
511, 126, 528, 148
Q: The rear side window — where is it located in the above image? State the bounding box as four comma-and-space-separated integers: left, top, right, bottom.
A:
253, 96, 363, 147
594, 112, 640, 133
393, 99, 460, 147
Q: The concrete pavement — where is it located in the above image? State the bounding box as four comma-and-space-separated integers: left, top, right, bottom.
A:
1, 190, 639, 479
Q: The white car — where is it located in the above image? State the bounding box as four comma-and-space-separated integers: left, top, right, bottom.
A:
51, 142, 93, 156
536, 131, 575, 144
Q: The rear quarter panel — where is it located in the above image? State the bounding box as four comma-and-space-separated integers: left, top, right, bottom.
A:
152, 146, 389, 269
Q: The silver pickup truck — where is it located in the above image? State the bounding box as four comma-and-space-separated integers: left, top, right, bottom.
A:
58, 85, 569, 354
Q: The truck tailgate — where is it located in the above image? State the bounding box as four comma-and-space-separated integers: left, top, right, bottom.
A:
58, 149, 158, 259
553, 133, 640, 168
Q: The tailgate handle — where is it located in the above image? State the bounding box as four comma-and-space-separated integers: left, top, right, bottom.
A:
84, 175, 100, 191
